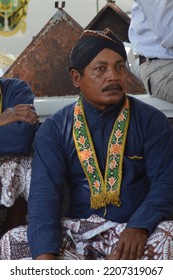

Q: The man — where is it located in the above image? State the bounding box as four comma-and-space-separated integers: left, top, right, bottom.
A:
1, 28, 173, 260
0, 77, 39, 236
128, 0, 173, 103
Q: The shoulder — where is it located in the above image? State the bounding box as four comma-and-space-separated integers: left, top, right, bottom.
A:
1, 78, 34, 110
0, 78, 32, 98
128, 95, 172, 130
0, 77, 29, 88
128, 95, 168, 117
51, 101, 76, 121
39, 102, 76, 131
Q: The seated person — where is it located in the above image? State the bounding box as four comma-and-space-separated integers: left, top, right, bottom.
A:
0, 77, 39, 236
128, 0, 173, 103
1, 29, 173, 260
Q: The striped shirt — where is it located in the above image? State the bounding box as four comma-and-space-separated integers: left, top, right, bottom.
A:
128, 0, 173, 59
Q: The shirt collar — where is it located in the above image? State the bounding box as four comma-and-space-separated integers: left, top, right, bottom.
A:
81, 95, 126, 119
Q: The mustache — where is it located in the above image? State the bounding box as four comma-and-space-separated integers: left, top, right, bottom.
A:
102, 83, 123, 92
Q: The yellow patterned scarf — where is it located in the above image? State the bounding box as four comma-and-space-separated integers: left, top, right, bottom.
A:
73, 96, 130, 209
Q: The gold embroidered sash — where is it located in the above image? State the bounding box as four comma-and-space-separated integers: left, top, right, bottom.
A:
73, 96, 130, 209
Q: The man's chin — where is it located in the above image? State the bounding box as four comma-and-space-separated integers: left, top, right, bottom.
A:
102, 92, 125, 103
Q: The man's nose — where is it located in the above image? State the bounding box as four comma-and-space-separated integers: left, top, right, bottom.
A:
107, 67, 120, 80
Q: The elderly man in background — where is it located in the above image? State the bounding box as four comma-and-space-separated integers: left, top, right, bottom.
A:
1, 28, 173, 260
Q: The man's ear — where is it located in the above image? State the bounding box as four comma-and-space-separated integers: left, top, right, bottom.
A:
70, 69, 81, 88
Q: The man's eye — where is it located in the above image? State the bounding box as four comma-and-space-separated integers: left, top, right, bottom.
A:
116, 64, 125, 71
95, 66, 106, 72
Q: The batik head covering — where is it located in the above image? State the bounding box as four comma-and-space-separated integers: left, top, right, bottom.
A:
69, 28, 127, 71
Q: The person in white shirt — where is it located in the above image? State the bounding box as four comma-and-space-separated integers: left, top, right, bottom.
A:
128, 0, 173, 103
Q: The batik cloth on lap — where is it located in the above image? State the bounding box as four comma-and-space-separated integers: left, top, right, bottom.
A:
0, 225, 31, 260
58, 216, 173, 260
0, 153, 33, 207
1, 215, 173, 260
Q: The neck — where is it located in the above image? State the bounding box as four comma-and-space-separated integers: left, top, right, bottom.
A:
82, 96, 125, 113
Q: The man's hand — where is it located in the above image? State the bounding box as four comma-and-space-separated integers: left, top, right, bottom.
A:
0, 104, 39, 126
106, 228, 149, 260
35, 254, 57, 260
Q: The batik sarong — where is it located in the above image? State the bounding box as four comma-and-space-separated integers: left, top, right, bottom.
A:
0, 215, 173, 260
0, 154, 33, 235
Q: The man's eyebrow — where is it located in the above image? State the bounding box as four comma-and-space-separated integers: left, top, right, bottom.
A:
94, 61, 108, 65
115, 59, 125, 64
95, 59, 125, 65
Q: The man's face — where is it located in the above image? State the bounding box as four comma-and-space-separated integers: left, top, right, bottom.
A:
71, 48, 128, 111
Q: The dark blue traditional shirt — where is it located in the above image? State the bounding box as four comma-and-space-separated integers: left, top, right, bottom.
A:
0, 78, 37, 156
28, 95, 173, 259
